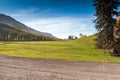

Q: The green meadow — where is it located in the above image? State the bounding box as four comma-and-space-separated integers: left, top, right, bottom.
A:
0, 35, 120, 62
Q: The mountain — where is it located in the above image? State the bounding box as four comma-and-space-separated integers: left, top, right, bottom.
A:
0, 13, 57, 41
0, 13, 54, 37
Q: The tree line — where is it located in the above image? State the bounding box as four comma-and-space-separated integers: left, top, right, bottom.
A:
0, 23, 57, 41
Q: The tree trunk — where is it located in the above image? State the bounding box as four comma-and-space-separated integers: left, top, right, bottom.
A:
111, 14, 120, 56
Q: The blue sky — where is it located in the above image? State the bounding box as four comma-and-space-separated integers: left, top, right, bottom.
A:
0, 0, 96, 39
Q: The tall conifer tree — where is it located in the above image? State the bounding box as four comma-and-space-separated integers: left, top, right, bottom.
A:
93, 0, 120, 55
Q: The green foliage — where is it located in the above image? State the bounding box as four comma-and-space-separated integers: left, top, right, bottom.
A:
0, 35, 120, 62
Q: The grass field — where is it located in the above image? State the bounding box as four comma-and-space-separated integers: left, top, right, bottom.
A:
0, 35, 120, 62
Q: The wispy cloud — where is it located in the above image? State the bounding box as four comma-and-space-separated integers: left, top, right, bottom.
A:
23, 17, 96, 39
10, 7, 38, 17
17, 7, 38, 14
42, 7, 60, 13
42, 8, 52, 13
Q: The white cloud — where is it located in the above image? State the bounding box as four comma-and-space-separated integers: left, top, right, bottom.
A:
23, 17, 96, 39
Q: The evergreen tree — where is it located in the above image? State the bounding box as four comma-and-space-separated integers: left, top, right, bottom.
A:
93, 0, 120, 55
7, 33, 11, 41
68, 35, 74, 40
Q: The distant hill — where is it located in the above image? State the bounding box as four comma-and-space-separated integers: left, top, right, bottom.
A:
0, 13, 54, 37
0, 13, 57, 41
0, 23, 57, 41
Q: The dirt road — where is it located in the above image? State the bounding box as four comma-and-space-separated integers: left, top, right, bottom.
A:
0, 55, 120, 80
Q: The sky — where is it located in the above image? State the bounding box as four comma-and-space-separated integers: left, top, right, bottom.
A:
0, 0, 96, 39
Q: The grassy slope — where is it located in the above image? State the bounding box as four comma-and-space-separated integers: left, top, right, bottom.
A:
0, 35, 120, 62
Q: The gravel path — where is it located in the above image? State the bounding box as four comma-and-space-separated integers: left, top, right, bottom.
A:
0, 55, 120, 80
